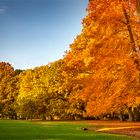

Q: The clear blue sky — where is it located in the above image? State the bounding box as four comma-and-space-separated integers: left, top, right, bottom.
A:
0, 0, 88, 70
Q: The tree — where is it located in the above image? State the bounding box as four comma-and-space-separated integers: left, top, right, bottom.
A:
65, 0, 140, 121
0, 62, 19, 119
16, 69, 37, 119
16, 60, 71, 120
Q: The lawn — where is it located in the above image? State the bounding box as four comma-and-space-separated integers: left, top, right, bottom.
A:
0, 120, 138, 140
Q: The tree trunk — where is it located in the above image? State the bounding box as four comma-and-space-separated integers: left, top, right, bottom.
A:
42, 114, 46, 120
119, 111, 124, 122
128, 107, 134, 122
136, 0, 140, 14
14, 113, 17, 120
110, 112, 114, 119
30, 114, 32, 120
133, 107, 140, 121
122, 6, 136, 52
50, 115, 53, 120
1, 113, 4, 119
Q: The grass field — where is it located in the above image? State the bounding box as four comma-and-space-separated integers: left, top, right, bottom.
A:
0, 120, 138, 140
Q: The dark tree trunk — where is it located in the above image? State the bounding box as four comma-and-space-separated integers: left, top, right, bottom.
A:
30, 114, 32, 120
133, 107, 140, 121
122, 6, 136, 52
42, 115, 46, 120
14, 113, 17, 120
128, 107, 134, 122
136, 0, 140, 14
119, 111, 124, 122
50, 115, 53, 120
1, 113, 4, 119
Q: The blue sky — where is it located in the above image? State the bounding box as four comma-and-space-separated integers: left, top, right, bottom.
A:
0, 0, 88, 70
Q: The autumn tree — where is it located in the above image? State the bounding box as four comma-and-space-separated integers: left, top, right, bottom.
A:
0, 62, 20, 119
42, 60, 72, 120
1, 0, 140, 121
16, 60, 71, 120
65, 0, 140, 121
16, 69, 37, 119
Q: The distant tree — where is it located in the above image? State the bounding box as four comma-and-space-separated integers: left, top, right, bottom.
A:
16, 60, 71, 120
0, 62, 19, 119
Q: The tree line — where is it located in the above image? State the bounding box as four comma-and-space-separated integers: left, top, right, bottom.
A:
0, 0, 140, 121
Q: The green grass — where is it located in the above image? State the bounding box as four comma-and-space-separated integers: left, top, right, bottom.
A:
0, 120, 137, 140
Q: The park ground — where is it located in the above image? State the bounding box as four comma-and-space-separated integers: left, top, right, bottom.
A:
80, 120, 140, 139
0, 120, 140, 140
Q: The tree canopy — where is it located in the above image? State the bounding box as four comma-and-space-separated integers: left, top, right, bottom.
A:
0, 0, 140, 121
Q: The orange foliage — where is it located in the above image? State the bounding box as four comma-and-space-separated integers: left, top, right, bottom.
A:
65, 0, 140, 116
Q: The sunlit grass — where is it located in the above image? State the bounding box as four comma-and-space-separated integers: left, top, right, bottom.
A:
0, 120, 137, 140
